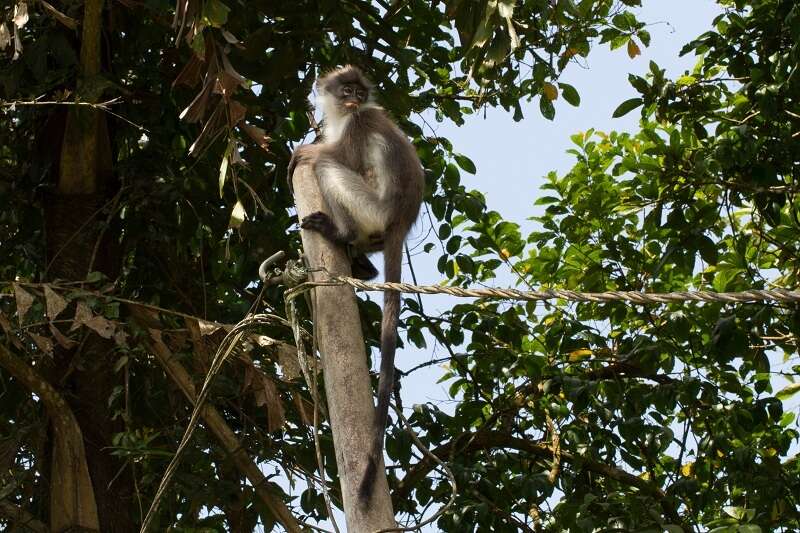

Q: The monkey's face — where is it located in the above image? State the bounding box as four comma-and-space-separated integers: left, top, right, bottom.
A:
317, 65, 374, 116
337, 83, 369, 113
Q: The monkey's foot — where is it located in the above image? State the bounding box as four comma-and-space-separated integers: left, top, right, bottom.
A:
351, 254, 379, 280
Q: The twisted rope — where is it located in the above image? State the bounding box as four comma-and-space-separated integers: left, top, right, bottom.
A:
307, 277, 800, 305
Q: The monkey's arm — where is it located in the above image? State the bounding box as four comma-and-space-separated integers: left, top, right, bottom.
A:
287, 144, 320, 193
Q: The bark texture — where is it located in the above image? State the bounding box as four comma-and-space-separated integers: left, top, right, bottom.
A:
291, 163, 397, 530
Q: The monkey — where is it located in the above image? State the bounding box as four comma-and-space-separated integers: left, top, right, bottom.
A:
287, 65, 424, 504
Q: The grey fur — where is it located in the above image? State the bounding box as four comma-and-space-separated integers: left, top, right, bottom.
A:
288, 65, 424, 504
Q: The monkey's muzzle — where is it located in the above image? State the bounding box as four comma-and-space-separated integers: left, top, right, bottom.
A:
344, 101, 360, 109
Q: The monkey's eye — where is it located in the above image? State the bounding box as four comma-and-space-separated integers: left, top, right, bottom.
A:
342, 86, 353, 96
356, 89, 366, 99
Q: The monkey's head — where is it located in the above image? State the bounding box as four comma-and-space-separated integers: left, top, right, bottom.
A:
317, 65, 374, 115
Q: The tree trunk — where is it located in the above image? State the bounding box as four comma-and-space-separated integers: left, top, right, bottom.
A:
41, 0, 135, 531
291, 163, 397, 530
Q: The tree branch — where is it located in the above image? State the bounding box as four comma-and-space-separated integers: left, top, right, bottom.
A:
134, 317, 302, 533
393, 429, 683, 526
0, 499, 48, 533
0, 344, 100, 531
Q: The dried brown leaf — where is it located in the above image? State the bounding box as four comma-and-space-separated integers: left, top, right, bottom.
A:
220, 52, 246, 86
240, 123, 271, 152
0, 312, 25, 350
0, 24, 10, 49
43, 286, 68, 321
213, 71, 240, 98
13, 284, 34, 326
49, 323, 77, 349
84, 316, 116, 339
227, 99, 247, 127
179, 78, 215, 123
71, 301, 92, 331
173, 53, 205, 89
29, 332, 54, 356
293, 394, 313, 426
627, 39, 641, 59
241, 363, 255, 393
276, 343, 301, 382
254, 374, 285, 432
188, 103, 225, 156
114, 329, 129, 347
198, 319, 222, 336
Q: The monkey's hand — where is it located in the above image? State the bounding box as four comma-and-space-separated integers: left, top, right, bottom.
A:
287, 145, 318, 193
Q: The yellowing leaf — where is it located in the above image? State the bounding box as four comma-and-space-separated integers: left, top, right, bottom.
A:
568, 348, 592, 361
680, 462, 694, 477
13, 2, 29, 28
229, 200, 247, 229
543, 82, 559, 102
562, 47, 578, 59
218, 151, 230, 198
627, 38, 641, 59
500, 248, 511, 258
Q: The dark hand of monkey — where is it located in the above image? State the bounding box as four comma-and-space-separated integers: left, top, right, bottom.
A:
301, 211, 355, 245
300, 211, 338, 238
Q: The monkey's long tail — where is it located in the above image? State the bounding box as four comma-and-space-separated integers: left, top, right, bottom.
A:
358, 230, 403, 504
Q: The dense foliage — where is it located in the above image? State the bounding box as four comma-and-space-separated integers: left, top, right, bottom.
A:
0, 0, 798, 531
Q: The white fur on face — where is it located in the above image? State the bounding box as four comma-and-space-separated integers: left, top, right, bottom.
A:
318, 92, 350, 143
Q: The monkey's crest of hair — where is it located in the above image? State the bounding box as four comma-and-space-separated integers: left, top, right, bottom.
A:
316, 64, 375, 94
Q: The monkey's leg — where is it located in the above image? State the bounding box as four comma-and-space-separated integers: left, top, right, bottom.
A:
315, 160, 388, 239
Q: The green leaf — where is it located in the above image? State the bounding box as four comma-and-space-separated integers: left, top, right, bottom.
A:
776, 383, 800, 401
454, 154, 476, 174
723, 506, 747, 521
612, 97, 643, 118
539, 96, 555, 120
202, 0, 230, 27
558, 82, 580, 106
534, 196, 560, 205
